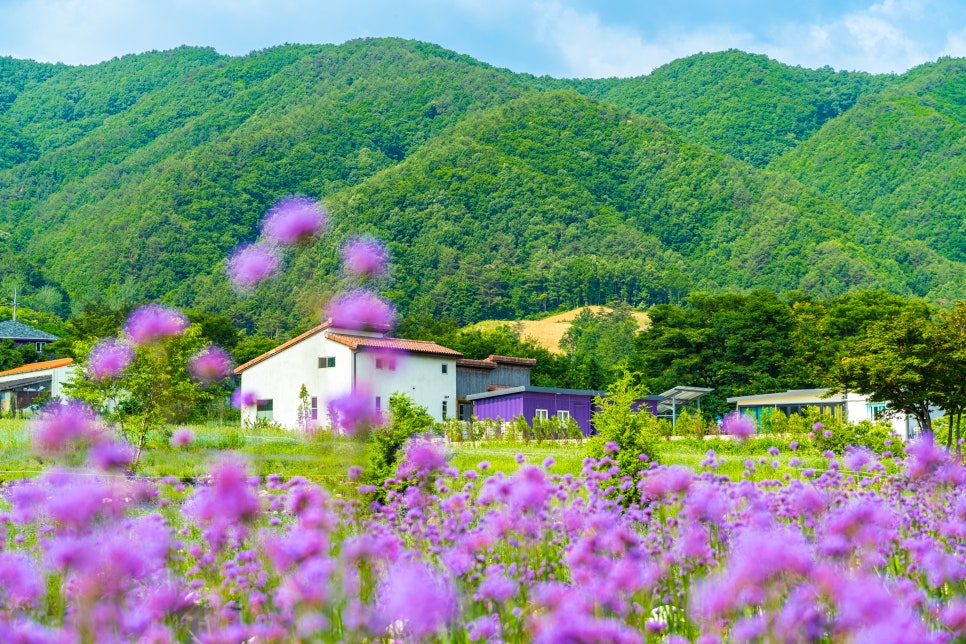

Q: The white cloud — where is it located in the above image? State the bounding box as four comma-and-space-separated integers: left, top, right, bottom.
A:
531, 2, 752, 77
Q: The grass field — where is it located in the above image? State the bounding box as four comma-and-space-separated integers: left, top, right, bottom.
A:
0, 418, 848, 487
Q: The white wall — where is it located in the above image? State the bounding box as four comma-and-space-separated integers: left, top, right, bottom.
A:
355, 350, 457, 422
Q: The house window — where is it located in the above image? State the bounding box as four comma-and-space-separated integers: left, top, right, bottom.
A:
867, 402, 887, 420
376, 396, 382, 411
310, 397, 318, 420
389, 358, 397, 371
34, 342, 43, 352
442, 400, 448, 420
535, 409, 549, 421
256, 399, 274, 420
319, 356, 335, 368
376, 358, 384, 369
441, 363, 448, 374
557, 410, 571, 422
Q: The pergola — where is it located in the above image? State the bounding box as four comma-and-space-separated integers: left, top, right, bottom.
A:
654, 386, 714, 427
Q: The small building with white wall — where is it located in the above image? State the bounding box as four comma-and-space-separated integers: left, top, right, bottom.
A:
726, 388, 921, 439
0, 357, 75, 413
234, 322, 462, 430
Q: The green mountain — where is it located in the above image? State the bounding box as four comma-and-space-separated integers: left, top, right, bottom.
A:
0, 39, 963, 335
772, 57, 966, 292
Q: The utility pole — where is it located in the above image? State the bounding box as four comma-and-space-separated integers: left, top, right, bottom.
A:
12, 285, 17, 321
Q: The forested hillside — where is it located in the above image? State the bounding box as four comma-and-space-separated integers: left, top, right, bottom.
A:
0, 38, 963, 337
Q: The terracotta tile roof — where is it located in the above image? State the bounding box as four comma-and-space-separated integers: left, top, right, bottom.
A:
0, 357, 73, 378
325, 333, 463, 357
234, 322, 331, 374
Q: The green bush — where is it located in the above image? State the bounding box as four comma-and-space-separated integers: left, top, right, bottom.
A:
585, 373, 662, 481
366, 393, 434, 486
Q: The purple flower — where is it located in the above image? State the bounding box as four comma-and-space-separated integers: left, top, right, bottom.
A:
377, 560, 456, 637
342, 236, 389, 279
226, 243, 281, 292
170, 427, 194, 448
813, 422, 824, 432
32, 401, 97, 454
823, 429, 833, 438
187, 456, 260, 528
88, 440, 135, 471
124, 305, 188, 345
0, 552, 43, 609
325, 290, 396, 331
262, 196, 327, 245
87, 338, 133, 380
231, 388, 259, 409
397, 437, 449, 478
722, 413, 756, 440
188, 345, 233, 383
328, 388, 383, 436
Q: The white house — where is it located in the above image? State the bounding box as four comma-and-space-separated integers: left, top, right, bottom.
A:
726, 388, 922, 439
0, 357, 75, 413
234, 322, 462, 430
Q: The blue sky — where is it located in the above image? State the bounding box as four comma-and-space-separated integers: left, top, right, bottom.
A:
1, 0, 964, 76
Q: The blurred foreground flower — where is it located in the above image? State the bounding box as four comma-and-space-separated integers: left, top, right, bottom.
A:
188, 345, 233, 383
325, 290, 396, 331
32, 401, 99, 454
721, 412, 756, 440
226, 243, 281, 292
170, 427, 194, 448
124, 305, 188, 345
328, 388, 382, 436
342, 236, 389, 279
87, 338, 134, 381
262, 196, 327, 245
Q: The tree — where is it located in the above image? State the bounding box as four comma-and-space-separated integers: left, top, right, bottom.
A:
366, 393, 434, 486
931, 302, 966, 454
832, 304, 938, 436
65, 324, 212, 465
585, 371, 662, 499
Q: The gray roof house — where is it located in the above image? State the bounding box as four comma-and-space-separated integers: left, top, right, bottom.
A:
0, 320, 59, 351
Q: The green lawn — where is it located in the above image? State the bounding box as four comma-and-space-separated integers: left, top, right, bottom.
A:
0, 418, 870, 487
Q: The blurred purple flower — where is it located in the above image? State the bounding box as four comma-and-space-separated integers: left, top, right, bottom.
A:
124, 305, 188, 345
170, 427, 194, 448
32, 401, 98, 454
262, 196, 327, 245
88, 440, 135, 471
722, 413, 756, 440
0, 552, 44, 609
328, 388, 383, 436
226, 243, 281, 292
231, 388, 259, 409
87, 338, 133, 381
813, 422, 824, 432
397, 437, 449, 478
325, 290, 396, 331
906, 435, 948, 479
187, 456, 260, 527
342, 236, 389, 279
377, 560, 456, 638
188, 345, 233, 383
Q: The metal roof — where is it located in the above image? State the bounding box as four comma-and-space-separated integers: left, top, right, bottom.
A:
726, 388, 835, 403
0, 321, 58, 341
655, 385, 714, 414
0, 357, 74, 378
0, 374, 51, 392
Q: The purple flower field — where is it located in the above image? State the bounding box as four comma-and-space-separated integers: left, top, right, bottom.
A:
1, 430, 965, 642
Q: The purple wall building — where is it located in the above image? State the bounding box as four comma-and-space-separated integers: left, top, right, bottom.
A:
466, 386, 660, 436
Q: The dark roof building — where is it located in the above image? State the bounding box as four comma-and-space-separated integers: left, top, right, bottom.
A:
0, 321, 59, 351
